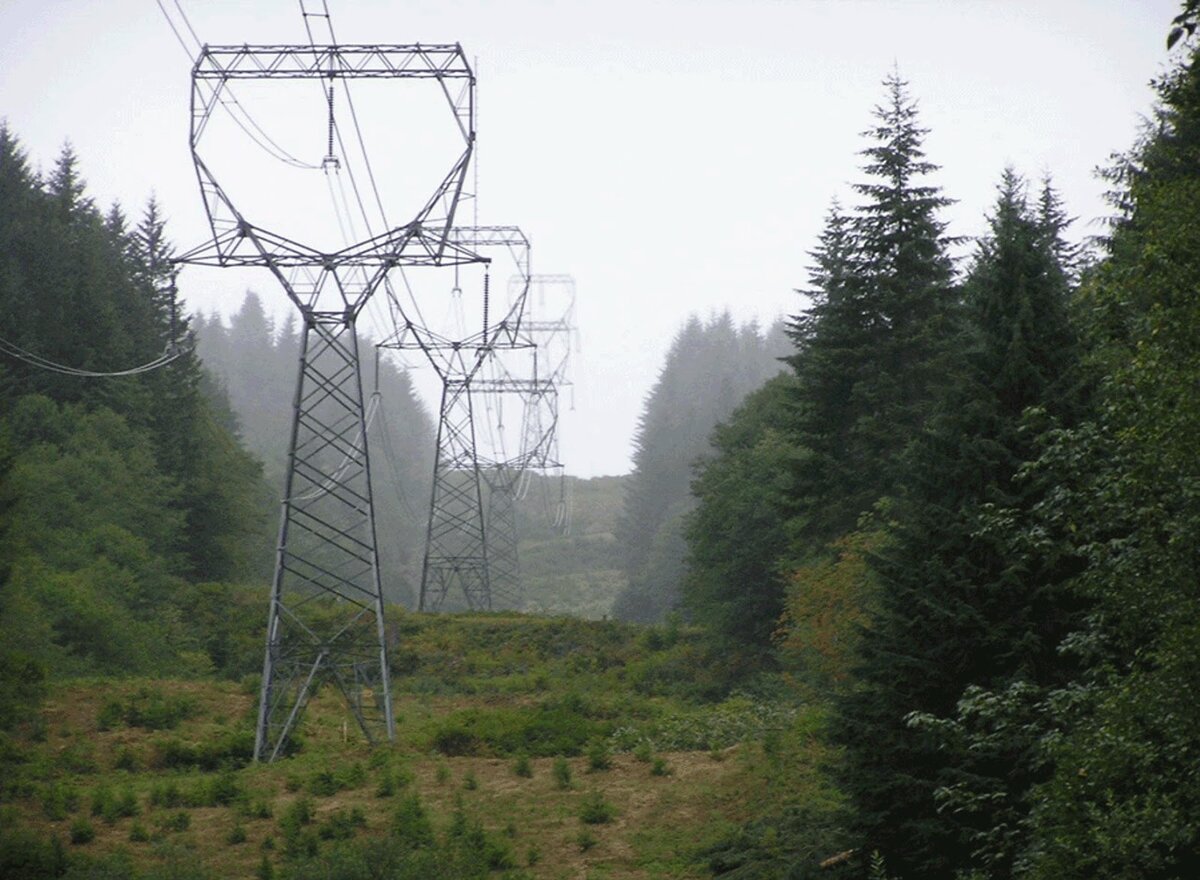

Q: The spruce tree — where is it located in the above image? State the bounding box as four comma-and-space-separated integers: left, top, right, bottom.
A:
834, 170, 1082, 879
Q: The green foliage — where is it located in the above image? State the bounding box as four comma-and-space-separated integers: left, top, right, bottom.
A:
613, 313, 790, 622
682, 373, 798, 654
551, 758, 573, 790
0, 827, 68, 879
835, 168, 1083, 879
512, 753, 533, 778
69, 817, 95, 845
785, 72, 959, 550
151, 729, 254, 771
776, 530, 880, 698
999, 47, 1200, 879
0, 651, 46, 732
585, 739, 612, 771
426, 696, 606, 758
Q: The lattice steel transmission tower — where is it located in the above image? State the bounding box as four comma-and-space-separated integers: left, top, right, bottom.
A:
176, 43, 480, 761
379, 226, 532, 612
513, 274, 577, 535
469, 273, 578, 608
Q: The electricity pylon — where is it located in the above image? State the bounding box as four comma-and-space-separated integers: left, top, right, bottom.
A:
466, 273, 577, 608
510, 274, 577, 536
176, 43, 479, 761
379, 226, 532, 612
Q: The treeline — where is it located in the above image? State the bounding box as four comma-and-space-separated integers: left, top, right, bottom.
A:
0, 126, 273, 701
617, 26, 1200, 880
612, 312, 789, 622
192, 295, 434, 606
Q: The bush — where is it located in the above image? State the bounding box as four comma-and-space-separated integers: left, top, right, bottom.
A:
578, 790, 615, 825
390, 794, 434, 851
307, 768, 341, 798
41, 782, 79, 820
551, 758, 572, 790
121, 688, 197, 730
96, 700, 124, 731
69, 817, 95, 844
153, 729, 254, 770
149, 780, 182, 808
512, 754, 533, 778
586, 739, 611, 772
427, 698, 605, 758
0, 828, 67, 877
158, 811, 191, 833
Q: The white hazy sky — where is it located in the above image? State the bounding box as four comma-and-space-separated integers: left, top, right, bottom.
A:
0, 0, 1184, 476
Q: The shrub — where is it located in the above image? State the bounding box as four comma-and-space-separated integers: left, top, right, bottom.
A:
586, 739, 612, 772
338, 762, 367, 790
153, 729, 254, 771
227, 823, 248, 845
101, 788, 139, 822
129, 821, 150, 842
551, 758, 573, 790
512, 754, 533, 778
90, 786, 113, 818
578, 790, 615, 825
41, 782, 79, 820
69, 817, 95, 844
576, 829, 598, 852
0, 828, 68, 876
96, 700, 124, 731
122, 688, 197, 730
651, 757, 672, 776
307, 768, 341, 798
149, 780, 182, 808
159, 811, 191, 833
390, 794, 434, 851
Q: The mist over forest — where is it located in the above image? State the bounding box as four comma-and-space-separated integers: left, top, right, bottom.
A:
4, 4, 1200, 879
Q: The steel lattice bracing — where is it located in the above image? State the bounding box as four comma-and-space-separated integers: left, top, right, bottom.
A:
421, 379, 490, 611
481, 465, 522, 608
177, 42, 480, 761
258, 316, 393, 760
380, 226, 531, 613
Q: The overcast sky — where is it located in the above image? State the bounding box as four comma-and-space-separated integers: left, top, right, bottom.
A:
0, 0, 1184, 476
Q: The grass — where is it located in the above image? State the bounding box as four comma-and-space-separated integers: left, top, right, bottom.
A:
0, 612, 818, 878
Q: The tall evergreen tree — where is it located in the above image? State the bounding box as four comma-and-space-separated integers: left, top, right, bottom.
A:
1007, 37, 1200, 878
612, 313, 789, 623
834, 170, 1082, 879
787, 71, 960, 549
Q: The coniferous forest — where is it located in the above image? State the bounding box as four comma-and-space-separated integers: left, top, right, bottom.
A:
3, 6, 1200, 879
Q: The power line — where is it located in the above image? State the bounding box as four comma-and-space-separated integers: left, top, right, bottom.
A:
0, 334, 187, 378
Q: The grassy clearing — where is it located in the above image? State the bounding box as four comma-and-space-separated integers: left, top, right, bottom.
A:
0, 612, 816, 879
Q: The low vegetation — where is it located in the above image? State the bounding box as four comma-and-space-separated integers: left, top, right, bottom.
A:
0, 613, 826, 879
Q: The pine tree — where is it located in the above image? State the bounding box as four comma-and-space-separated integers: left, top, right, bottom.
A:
834, 170, 1082, 879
